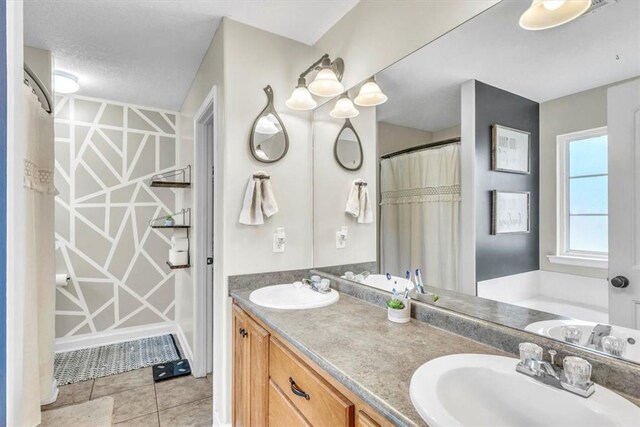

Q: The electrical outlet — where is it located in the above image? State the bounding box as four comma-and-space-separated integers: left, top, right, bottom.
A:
273, 227, 285, 253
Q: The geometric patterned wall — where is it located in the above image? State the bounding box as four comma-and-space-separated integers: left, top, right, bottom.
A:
54, 95, 178, 338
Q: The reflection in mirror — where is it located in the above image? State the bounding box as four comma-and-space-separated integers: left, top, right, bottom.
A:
334, 119, 363, 171
250, 85, 289, 163
312, 0, 640, 364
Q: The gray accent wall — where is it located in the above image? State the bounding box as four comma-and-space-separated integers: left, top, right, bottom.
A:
474, 81, 540, 282
54, 95, 178, 338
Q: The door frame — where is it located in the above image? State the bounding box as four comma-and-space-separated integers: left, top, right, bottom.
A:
193, 86, 217, 378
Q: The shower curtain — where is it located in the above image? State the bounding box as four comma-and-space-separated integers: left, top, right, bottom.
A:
21, 85, 56, 426
380, 144, 460, 291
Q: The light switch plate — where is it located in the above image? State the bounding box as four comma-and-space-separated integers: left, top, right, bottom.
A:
274, 227, 285, 253
336, 231, 346, 249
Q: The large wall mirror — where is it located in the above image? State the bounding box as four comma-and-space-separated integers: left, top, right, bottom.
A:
312, 1, 640, 365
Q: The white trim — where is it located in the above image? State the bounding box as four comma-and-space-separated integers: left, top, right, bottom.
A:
6, 2, 26, 425
214, 410, 232, 427
556, 126, 609, 260
460, 79, 477, 295
547, 255, 608, 269
54, 322, 177, 353
175, 323, 194, 366
193, 86, 218, 379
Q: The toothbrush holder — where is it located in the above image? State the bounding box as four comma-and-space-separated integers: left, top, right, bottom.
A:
387, 298, 411, 324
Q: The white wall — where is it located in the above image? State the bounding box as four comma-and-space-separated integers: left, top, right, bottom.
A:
176, 24, 224, 354
432, 125, 461, 142
539, 79, 639, 279
313, 90, 377, 268
377, 121, 432, 157
313, 0, 499, 91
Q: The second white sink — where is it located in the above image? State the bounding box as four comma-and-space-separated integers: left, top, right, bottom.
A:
249, 284, 339, 310
410, 354, 639, 427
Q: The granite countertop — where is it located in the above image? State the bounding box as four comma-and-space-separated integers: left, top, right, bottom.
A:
231, 289, 510, 427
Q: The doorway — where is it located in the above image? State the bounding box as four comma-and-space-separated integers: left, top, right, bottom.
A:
194, 87, 217, 377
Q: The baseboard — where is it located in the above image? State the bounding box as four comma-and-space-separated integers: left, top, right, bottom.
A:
55, 322, 177, 353
175, 324, 195, 368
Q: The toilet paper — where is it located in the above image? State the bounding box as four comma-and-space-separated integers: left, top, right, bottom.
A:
172, 238, 189, 251
55, 274, 70, 287
169, 249, 189, 266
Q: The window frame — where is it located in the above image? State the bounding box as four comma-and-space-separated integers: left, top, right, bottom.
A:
552, 126, 608, 269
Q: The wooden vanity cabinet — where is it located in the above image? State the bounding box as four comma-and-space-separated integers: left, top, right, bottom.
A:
232, 304, 269, 427
232, 303, 393, 427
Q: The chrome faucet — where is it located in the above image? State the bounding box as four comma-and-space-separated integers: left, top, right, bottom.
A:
516, 348, 595, 398
358, 271, 370, 280
302, 278, 331, 294
587, 324, 612, 350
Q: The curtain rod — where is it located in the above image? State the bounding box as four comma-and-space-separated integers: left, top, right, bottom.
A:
23, 63, 53, 114
380, 137, 460, 160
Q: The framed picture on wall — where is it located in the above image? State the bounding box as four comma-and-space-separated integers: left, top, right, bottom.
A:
491, 191, 530, 235
491, 124, 531, 174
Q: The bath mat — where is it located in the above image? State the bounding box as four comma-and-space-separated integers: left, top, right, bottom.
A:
41, 396, 114, 427
54, 335, 180, 385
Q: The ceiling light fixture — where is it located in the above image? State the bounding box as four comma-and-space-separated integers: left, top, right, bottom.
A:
519, 0, 591, 31
354, 77, 388, 107
285, 77, 317, 110
54, 70, 80, 94
286, 54, 345, 110
330, 93, 359, 119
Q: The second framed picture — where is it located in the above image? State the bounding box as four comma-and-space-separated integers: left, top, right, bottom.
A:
491, 191, 530, 235
492, 124, 530, 174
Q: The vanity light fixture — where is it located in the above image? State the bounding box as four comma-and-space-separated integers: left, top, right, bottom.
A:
519, 0, 591, 31
254, 114, 280, 135
286, 54, 345, 110
54, 70, 80, 94
354, 77, 388, 107
330, 93, 359, 119
285, 77, 317, 110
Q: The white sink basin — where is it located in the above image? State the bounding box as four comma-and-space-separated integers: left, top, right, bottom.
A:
525, 320, 640, 364
249, 284, 339, 310
410, 354, 639, 427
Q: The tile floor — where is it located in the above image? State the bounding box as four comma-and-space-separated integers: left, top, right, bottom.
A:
41, 368, 213, 426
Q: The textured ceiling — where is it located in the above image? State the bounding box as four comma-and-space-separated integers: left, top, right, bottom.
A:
24, 0, 358, 110
376, 0, 640, 132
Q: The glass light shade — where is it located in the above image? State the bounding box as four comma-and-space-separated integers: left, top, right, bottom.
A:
285, 86, 317, 110
255, 116, 280, 135
519, 0, 590, 31
54, 70, 80, 94
308, 68, 344, 97
354, 80, 388, 107
330, 96, 359, 119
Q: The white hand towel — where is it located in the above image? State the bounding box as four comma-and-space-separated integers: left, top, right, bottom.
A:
239, 176, 264, 225
261, 178, 279, 218
172, 238, 189, 251
357, 184, 373, 224
345, 179, 363, 217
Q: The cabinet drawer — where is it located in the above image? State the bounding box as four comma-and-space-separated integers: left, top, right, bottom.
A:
356, 410, 381, 427
269, 337, 354, 427
269, 379, 311, 427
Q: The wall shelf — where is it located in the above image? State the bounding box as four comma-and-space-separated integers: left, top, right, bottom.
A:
167, 261, 191, 270
149, 165, 191, 188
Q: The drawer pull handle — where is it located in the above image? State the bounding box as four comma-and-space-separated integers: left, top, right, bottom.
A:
289, 377, 310, 400
239, 328, 247, 338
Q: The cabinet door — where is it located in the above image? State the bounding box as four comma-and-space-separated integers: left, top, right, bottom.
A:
247, 315, 270, 426
232, 305, 249, 427
356, 410, 381, 427
269, 379, 311, 427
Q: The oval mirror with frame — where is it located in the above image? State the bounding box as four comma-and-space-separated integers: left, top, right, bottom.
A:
334, 119, 363, 171
250, 85, 289, 163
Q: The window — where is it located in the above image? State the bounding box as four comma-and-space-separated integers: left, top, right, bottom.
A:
550, 127, 608, 269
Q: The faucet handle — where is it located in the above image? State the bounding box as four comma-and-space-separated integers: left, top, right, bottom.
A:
548, 349, 557, 365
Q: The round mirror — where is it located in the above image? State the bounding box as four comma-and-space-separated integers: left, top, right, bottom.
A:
250, 86, 289, 163
334, 119, 363, 171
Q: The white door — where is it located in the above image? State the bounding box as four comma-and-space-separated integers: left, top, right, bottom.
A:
608, 79, 640, 328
